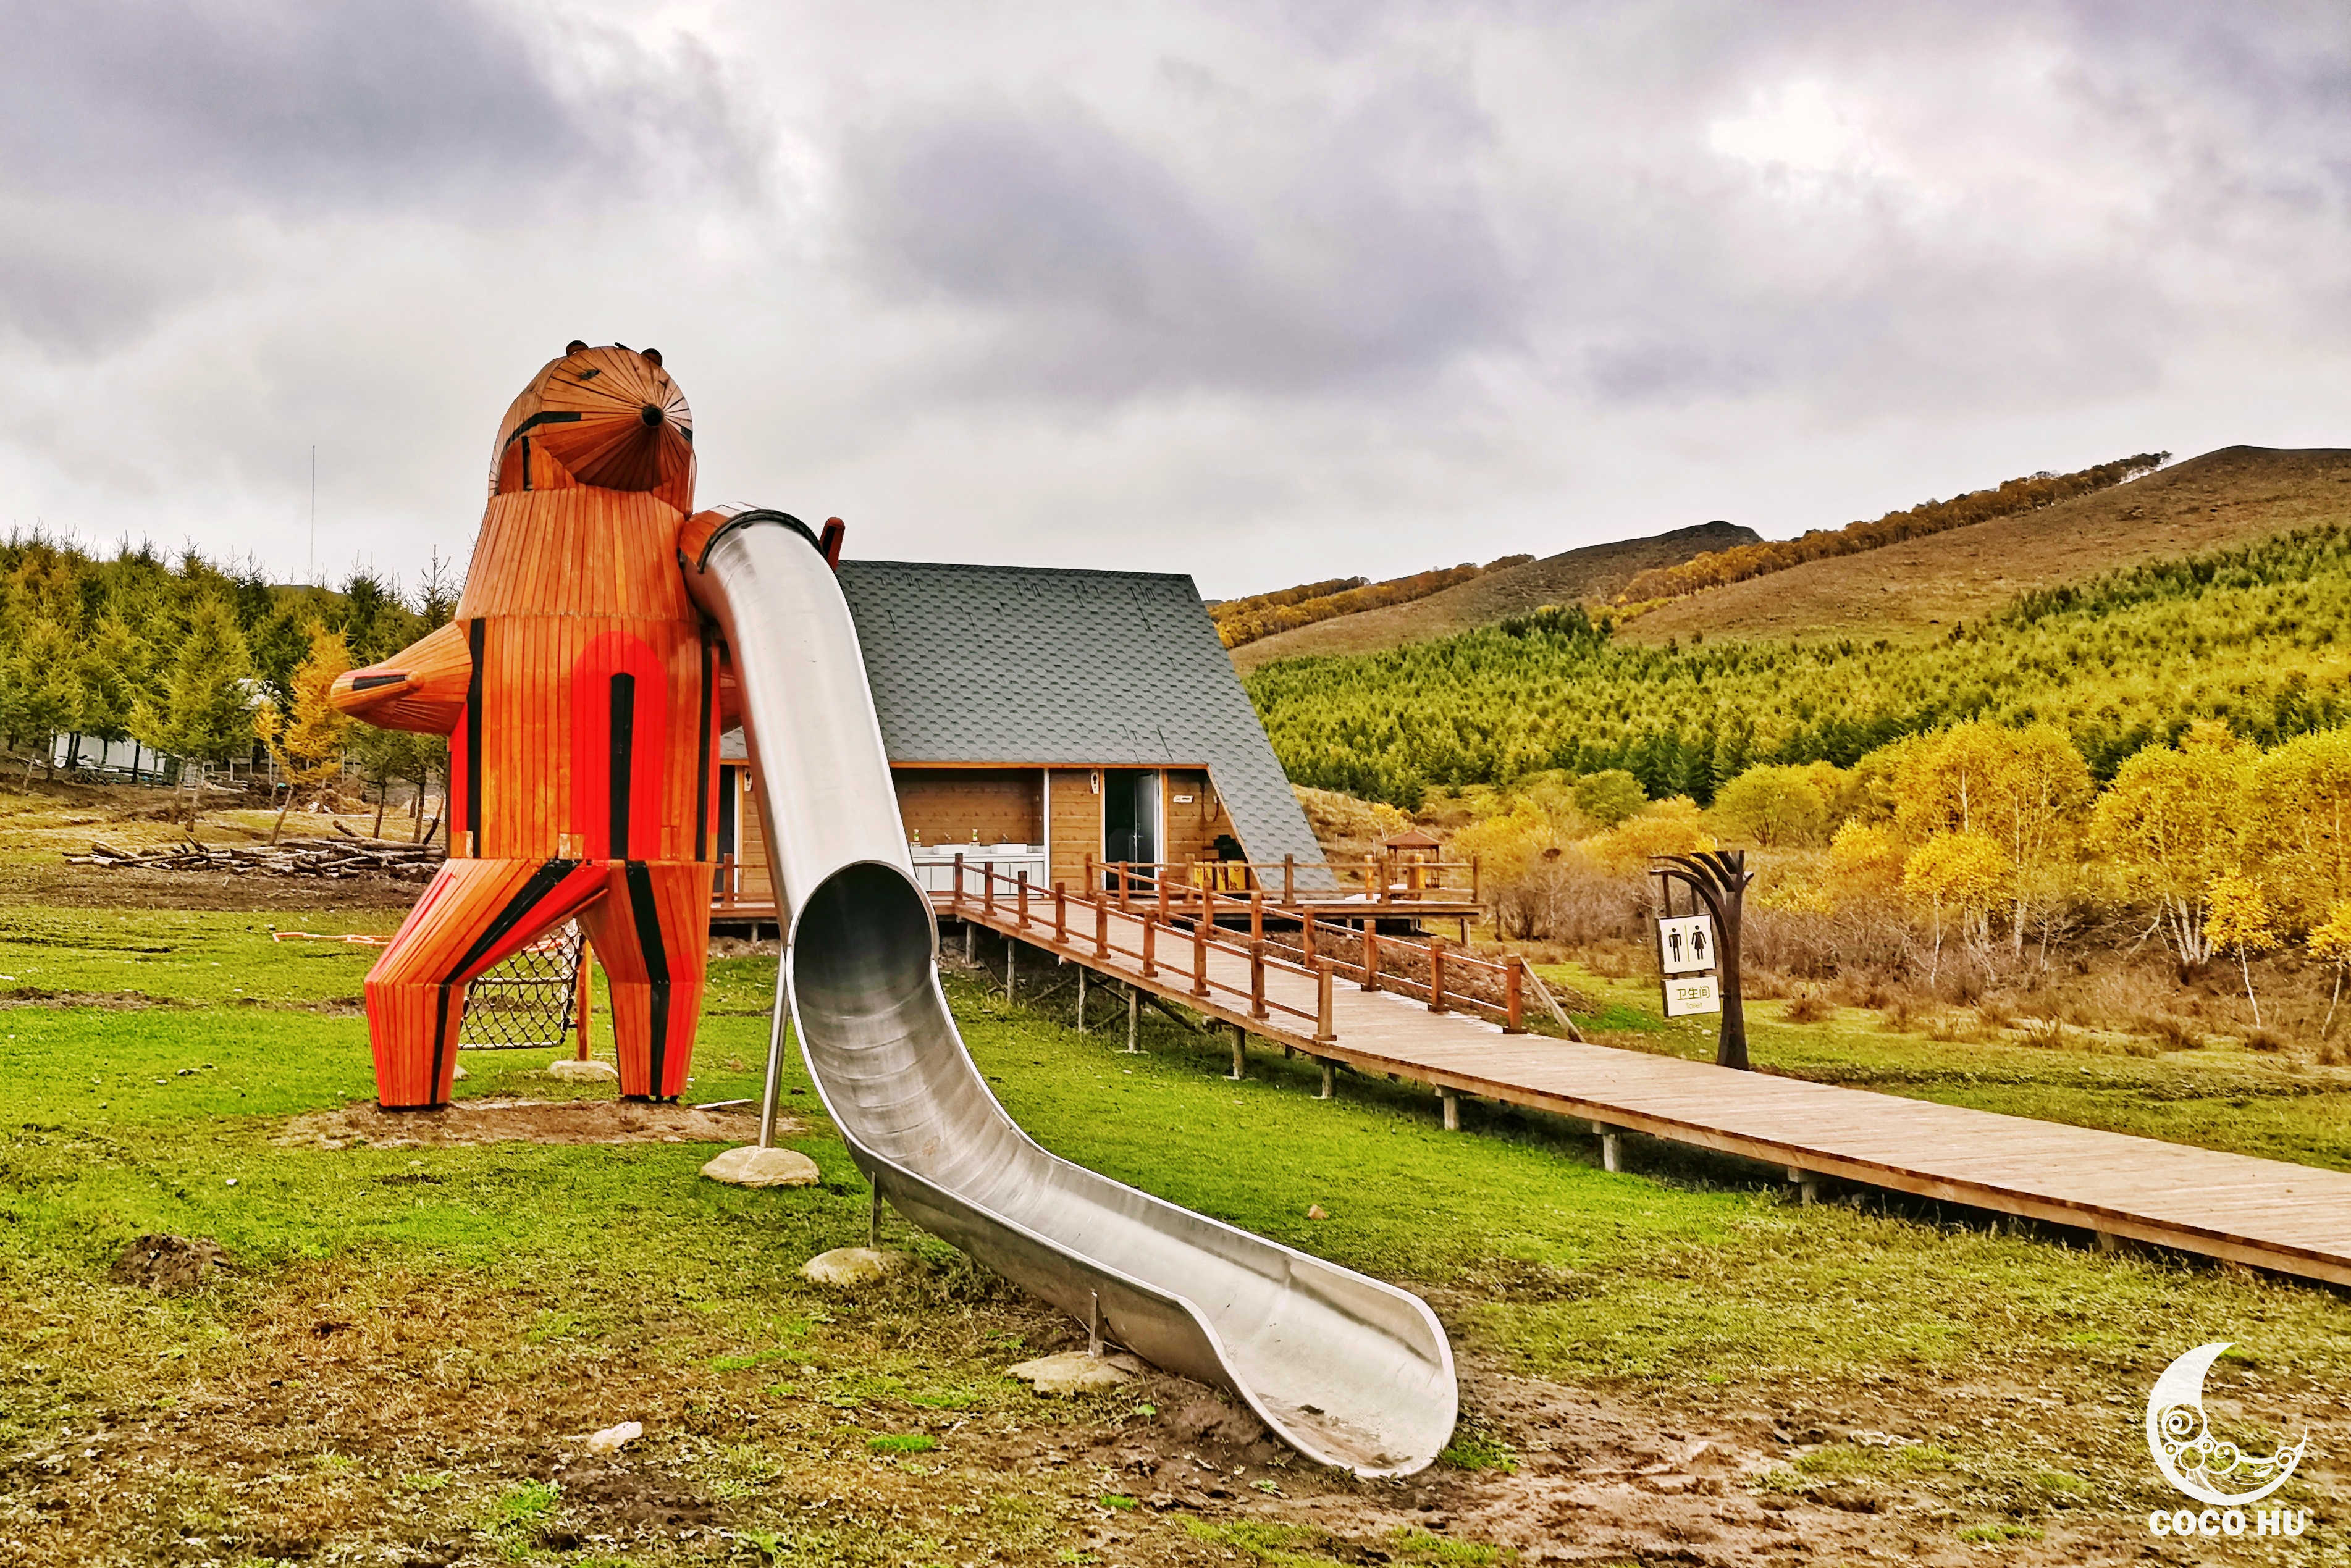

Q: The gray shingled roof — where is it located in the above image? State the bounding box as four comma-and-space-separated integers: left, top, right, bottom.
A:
719, 560, 1329, 884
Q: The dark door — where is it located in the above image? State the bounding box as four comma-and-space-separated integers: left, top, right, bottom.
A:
1102, 769, 1158, 876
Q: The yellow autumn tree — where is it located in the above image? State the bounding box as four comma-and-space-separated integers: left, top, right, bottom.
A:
2307, 899, 2351, 1038
1903, 830, 2009, 984
2244, 727, 2351, 928
2206, 873, 2279, 1029
254, 622, 353, 844
1587, 796, 1715, 874
1892, 721, 2087, 952
2088, 723, 2248, 965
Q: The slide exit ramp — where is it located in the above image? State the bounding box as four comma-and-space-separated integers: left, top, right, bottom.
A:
685, 511, 1456, 1476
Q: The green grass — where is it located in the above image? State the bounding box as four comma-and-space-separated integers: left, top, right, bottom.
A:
4, 902, 2349, 1562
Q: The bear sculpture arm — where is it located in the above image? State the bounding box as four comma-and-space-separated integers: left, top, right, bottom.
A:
330, 619, 473, 733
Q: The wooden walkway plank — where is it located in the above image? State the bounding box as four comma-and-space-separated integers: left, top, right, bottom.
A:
942, 893, 2351, 1286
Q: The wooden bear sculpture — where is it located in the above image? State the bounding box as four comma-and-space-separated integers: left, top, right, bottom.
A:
332, 343, 718, 1108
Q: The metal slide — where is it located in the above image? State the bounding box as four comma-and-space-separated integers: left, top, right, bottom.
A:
685, 511, 1457, 1477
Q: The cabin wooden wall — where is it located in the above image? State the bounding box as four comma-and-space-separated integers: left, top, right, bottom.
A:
1161, 768, 1237, 870
893, 767, 1043, 848
1047, 768, 1099, 888
736, 766, 775, 903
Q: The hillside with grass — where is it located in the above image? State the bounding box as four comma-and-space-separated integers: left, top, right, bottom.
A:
1618, 445, 2351, 644
1229, 520, 1758, 671
1249, 521, 2351, 805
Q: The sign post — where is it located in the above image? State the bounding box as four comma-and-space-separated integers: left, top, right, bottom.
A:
1650, 850, 1754, 1071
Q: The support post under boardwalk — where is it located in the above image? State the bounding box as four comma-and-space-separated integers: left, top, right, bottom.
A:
1440, 1086, 1460, 1131
1124, 986, 1142, 1053
1229, 1026, 1246, 1081
1075, 965, 1087, 1033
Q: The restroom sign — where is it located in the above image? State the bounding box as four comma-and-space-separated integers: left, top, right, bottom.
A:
1657, 914, 1715, 975
1663, 973, 1722, 1017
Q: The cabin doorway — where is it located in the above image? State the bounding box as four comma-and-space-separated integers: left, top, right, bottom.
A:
1102, 768, 1159, 878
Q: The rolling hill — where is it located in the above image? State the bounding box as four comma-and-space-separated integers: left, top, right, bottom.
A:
1228, 520, 1758, 672
1615, 445, 2351, 645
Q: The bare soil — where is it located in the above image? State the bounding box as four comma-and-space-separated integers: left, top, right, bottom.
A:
1621, 444, 2351, 645
272, 1097, 786, 1151
1231, 522, 1760, 670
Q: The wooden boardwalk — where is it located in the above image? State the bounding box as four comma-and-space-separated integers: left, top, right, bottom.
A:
944, 891, 2351, 1291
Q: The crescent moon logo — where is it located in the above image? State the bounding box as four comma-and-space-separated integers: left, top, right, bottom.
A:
2145, 1342, 2307, 1507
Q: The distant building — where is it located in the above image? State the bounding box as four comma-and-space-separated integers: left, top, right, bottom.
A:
714, 561, 1326, 914
48, 734, 177, 782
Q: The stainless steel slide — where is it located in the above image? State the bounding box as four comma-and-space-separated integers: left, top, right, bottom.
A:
685, 511, 1457, 1477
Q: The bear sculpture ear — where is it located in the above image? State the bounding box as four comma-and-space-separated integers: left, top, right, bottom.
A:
565, 339, 589, 354
641, 347, 663, 367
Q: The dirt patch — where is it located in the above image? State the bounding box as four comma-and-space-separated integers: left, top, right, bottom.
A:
272, 1096, 788, 1151
545, 1454, 716, 1535
108, 1234, 235, 1293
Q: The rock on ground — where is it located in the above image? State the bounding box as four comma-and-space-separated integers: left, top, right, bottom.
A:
1007, 1351, 1143, 1395
799, 1246, 915, 1287
548, 1058, 620, 1082
700, 1145, 822, 1188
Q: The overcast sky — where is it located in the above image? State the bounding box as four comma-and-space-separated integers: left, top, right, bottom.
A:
3, 1, 2345, 598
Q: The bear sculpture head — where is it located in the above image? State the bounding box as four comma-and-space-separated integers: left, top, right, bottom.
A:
490, 342, 693, 511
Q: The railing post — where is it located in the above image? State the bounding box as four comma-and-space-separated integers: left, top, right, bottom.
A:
1094, 896, 1108, 961
1016, 870, 1029, 928
1428, 937, 1447, 1015
1250, 942, 1268, 1020
983, 861, 996, 917
1471, 853, 1482, 909
1505, 955, 1526, 1034
1084, 851, 1095, 893
1117, 863, 1131, 913
1314, 959, 1335, 1046
952, 852, 965, 912
1192, 913, 1210, 998
1054, 881, 1067, 945
1142, 914, 1158, 979
1157, 865, 1169, 921
1250, 889, 1264, 944
1361, 926, 1380, 991
1303, 915, 1317, 967
1283, 855, 1295, 904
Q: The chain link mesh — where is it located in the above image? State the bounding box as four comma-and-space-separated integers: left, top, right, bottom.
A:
460, 923, 587, 1051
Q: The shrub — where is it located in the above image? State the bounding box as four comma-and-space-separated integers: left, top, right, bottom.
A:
1782, 988, 1832, 1023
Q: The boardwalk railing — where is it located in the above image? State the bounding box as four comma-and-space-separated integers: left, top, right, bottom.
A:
948, 855, 1526, 1038
1083, 853, 1479, 908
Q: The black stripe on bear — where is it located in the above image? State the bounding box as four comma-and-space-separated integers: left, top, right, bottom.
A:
463, 619, 485, 841
608, 673, 636, 859
625, 862, 673, 1098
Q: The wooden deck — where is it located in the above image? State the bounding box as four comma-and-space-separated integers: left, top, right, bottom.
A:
941, 889, 2351, 1291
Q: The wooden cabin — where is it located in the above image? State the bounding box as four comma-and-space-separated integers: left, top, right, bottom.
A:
713, 561, 1329, 923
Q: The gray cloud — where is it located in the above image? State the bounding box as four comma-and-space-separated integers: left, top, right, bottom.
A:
840, 77, 1521, 400
2, 1, 2350, 595
0, 0, 753, 209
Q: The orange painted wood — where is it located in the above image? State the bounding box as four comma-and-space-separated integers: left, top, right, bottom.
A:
332, 345, 718, 1107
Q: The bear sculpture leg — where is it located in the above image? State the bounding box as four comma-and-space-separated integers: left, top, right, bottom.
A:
363, 857, 613, 1108
578, 860, 712, 1101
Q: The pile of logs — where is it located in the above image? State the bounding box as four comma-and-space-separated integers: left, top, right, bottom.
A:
65, 833, 443, 881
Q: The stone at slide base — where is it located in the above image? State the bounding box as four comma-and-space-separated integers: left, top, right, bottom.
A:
702, 1145, 823, 1188
800, 1246, 914, 1286
1007, 1352, 1143, 1395
548, 1059, 620, 1082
